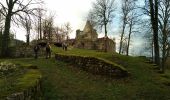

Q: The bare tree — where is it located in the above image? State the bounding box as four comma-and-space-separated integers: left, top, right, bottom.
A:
141, 1, 156, 62
60, 25, 67, 41
21, 15, 31, 45
147, 0, 160, 66
121, 38, 128, 55
87, 10, 97, 28
30, 7, 45, 41
0, 0, 43, 57
64, 22, 72, 41
126, 11, 139, 56
90, 0, 116, 52
142, 0, 170, 72
158, 0, 170, 72
119, 0, 136, 54
53, 26, 63, 42
36, 7, 45, 40
142, 21, 154, 61
43, 14, 54, 42
126, 14, 133, 56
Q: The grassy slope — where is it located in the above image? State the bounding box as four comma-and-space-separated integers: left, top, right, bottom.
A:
1, 47, 170, 99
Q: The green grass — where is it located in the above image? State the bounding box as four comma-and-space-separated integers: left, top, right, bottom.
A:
16, 69, 41, 90
0, 47, 170, 99
52, 46, 134, 66
0, 62, 41, 99
52, 46, 113, 58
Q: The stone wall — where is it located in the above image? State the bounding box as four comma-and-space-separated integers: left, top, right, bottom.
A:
96, 37, 116, 52
55, 53, 128, 78
6, 78, 42, 100
75, 39, 95, 49
74, 38, 116, 52
11, 45, 46, 58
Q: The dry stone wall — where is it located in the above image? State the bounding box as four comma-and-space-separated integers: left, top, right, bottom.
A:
6, 78, 42, 100
55, 53, 128, 78
12, 45, 46, 58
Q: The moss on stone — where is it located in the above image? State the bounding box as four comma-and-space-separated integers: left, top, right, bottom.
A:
55, 53, 128, 78
0, 63, 42, 99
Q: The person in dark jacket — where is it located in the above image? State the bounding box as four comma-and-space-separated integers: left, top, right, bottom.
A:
46, 42, 51, 59
34, 44, 40, 59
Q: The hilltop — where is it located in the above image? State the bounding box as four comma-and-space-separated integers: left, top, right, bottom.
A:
0, 47, 170, 99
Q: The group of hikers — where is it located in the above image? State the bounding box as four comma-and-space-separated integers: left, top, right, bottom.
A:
34, 42, 68, 59
34, 42, 51, 59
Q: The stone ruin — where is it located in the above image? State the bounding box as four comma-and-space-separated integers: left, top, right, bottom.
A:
74, 20, 116, 52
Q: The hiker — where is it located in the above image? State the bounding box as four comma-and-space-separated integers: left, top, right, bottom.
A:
46, 42, 51, 59
62, 42, 68, 51
34, 44, 40, 59
62, 42, 65, 50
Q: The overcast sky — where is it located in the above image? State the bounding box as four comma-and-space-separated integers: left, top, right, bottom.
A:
45, 0, 95, 38
44, 0, 122, 39
12, 0, 145, 55
15, 0, 121, 41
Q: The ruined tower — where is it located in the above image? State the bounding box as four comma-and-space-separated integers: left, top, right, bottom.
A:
76, 20, 98, 41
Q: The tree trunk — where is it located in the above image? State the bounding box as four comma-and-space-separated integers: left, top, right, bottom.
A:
154, 0, 160, 66
26, 29, 30, 45
104, 14, 107, 52
1, 0, 14, 57
149, 0, 160, 66
162, 33, 166, 73
37, 22, 40, 40
1, 9, 12, 57
0, 30, 2, 55
119, 20, 126, 54
160, 0, 170, 73
126, 20, 133, 56
161, 23, 168, 73
40, 16, 42, 39
151, 40, 154, 62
